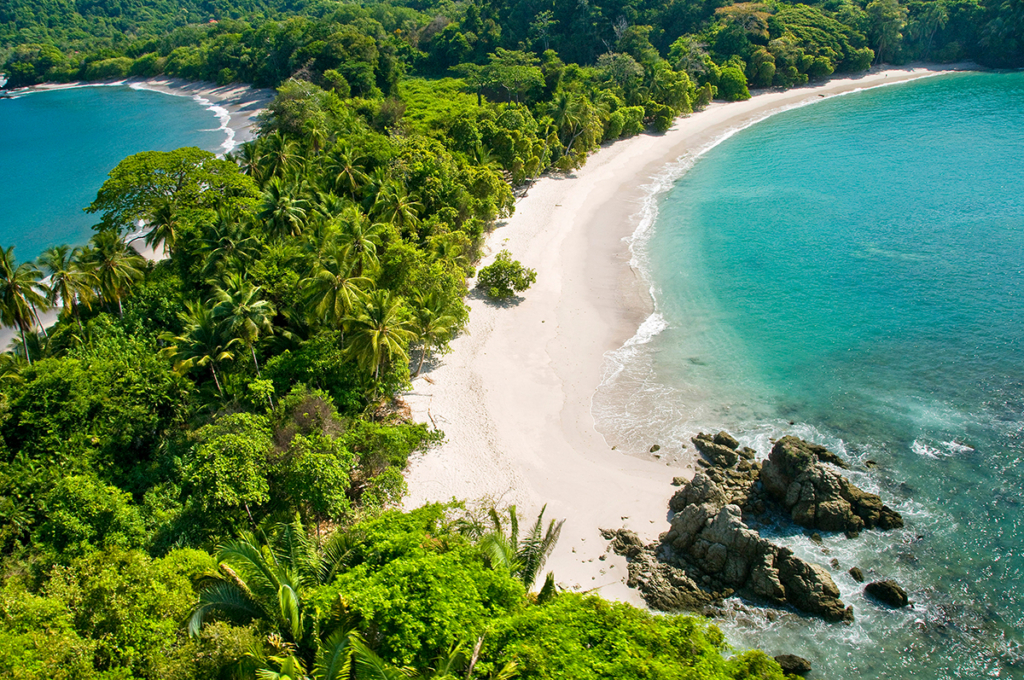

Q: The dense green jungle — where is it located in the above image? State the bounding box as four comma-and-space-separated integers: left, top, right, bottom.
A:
0, 0, 1019, 676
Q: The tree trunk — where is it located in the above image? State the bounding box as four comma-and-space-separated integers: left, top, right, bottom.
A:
73, 299, 83, 333
31, 304, 47, 339
19, 324, 31, 365
243, 501, 257, 531
414, 345, 427, 377
117, 296, 124, 318
250, 345, 261, 377
211, 365, 223, 395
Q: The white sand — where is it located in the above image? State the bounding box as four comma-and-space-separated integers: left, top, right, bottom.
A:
26, 76, 274, 151
403, 65, 971, 603
124, 77, 274, 151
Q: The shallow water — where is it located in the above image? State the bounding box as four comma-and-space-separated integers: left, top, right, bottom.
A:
595, 71, 1024, 678
0, 84, 227, 259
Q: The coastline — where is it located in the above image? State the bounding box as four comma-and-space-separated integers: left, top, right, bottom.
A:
20, 76, 274, 154
0, 77, 272, 352
402, 64, 972, 603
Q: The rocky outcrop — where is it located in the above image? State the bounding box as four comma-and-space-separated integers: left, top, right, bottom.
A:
692, 431, 757, 468
865, 579, 909, 607
849, 566, 865, 583
774, 654, 812, 676
760, 436, 903, 535
602, 530, 720, 612
606, 432, 908, 623
612, 467, 853, 622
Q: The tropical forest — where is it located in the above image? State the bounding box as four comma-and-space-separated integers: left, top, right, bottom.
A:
0, 0, 1018, 675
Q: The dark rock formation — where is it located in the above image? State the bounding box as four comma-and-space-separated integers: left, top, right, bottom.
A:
614, 467, 853, 622
865, 579, 909, 607
774, 654, 812, 675
693, 432, 739, 467
602, 530, 720, 612
760, 436, 903, 535
606, 432, 909, 623
849, 566, 865, 583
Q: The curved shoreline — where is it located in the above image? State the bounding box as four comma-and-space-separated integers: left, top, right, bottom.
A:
17, 77, 274, 154
0, 78, 272, 350
403, 64, 974, 602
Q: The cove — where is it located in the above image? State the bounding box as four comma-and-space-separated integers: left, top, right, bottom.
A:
597, 71, 1024, 678
0, 84, 227, 260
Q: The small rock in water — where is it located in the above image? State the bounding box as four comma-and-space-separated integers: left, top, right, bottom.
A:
864, 459, 878, 468
650, 444, 661, 453
810, 532, 823, 545
774, 654, 812, 676
830, 558, 840, 569
849, 567, 864, 582
865, 579, 909, 607
599, 554, 606, 561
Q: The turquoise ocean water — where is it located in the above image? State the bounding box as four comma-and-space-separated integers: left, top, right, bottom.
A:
0, 84, 228, 260
595, 71, 1024, 678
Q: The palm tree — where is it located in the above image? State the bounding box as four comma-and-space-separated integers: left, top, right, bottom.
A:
200, 209, 261, 278
188, 521, 361, 676
344, 290, 416, 384
301, 244, 372, 331
261, 179, 310, 240
82, 231, 145, 317
325, 146, 368, 199
0, 246, 48, 364
338, 211, 383, 276
409, 292, 458, 377
37, 244, 97, 328
0, 352, 25, 385
231, 140, 267, 186
160, 301, 236, 395
372, 184, 422, 238
261, 132, 301, 180
142, 196, 182, 256
479, 505, 564, 591
212, 281, 276, 376
303, 118, 330, 156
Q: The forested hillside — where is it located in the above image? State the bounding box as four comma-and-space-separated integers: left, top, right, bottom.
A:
3, 0, 1022, 90
0, 0, 1018, 675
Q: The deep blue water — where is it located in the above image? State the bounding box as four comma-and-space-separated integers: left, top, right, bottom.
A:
0, 85, 226, 261
597, 72, 1024, 678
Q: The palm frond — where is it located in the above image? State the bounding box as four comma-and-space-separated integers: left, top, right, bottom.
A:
314, 628, 356, 680
351, 638, 415, 680
188, 581, 265, 637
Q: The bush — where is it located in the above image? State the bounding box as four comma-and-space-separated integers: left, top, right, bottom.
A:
475, 250, 537, 299
83, 57, 132, 80
718, 66, 751, 101
483, 592, 786, 679
619, 105, 646, 137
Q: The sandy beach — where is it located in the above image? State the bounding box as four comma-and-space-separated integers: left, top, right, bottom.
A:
125, 77, 274, 151
25, 76, 274, 152
402, 64, 970, 604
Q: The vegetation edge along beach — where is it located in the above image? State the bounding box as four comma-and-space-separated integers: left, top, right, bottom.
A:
0, 0, 1018, 675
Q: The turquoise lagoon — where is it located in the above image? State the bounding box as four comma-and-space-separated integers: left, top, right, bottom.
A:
0, 84, 228, 260
596, 71, 1024, 678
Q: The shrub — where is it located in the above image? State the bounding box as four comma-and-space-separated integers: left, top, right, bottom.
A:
476, 250, 537, 299
718, 66, 751, 101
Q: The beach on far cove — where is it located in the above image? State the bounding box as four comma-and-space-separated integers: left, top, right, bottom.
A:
402, 64, 972, 605
23, 76, 274, 153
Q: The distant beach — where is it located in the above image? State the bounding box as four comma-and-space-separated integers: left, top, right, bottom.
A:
402, 64, 975, 604
25, 77, 274, 155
